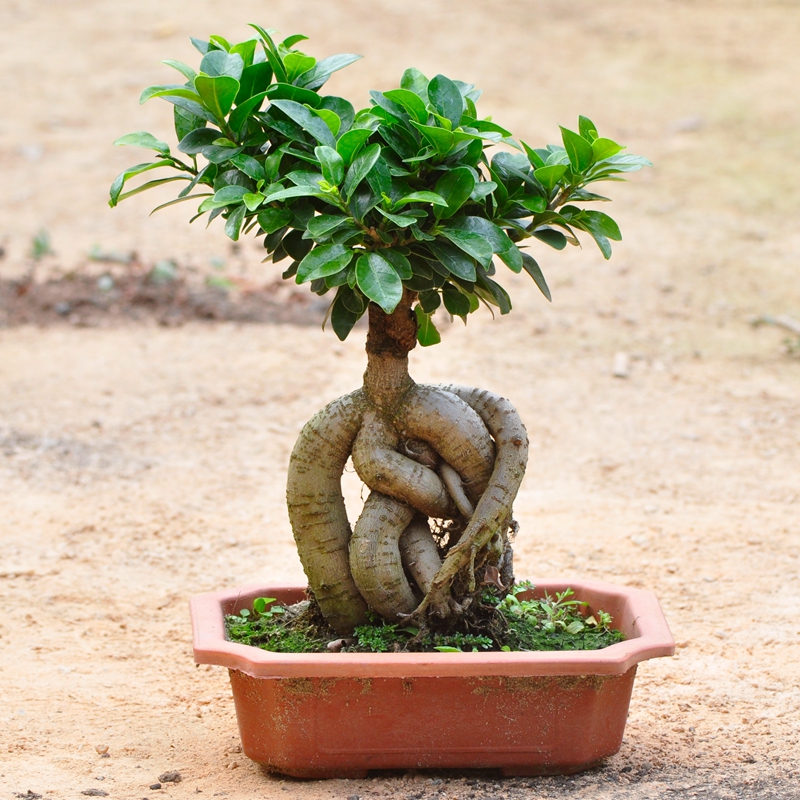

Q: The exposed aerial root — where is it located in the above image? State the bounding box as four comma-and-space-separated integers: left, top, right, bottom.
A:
409, 386, 529, 626
287, 382, 528, 634
397, 385, 495, 503
349, 491, 417, 620
352, 409, 456, 519
399, 517, 442, 595
286, 390, 369, 634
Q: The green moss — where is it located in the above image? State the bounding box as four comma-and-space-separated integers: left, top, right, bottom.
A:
224, 584, 625, 654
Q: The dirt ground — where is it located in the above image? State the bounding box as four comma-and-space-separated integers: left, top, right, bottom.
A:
2, 1, 800, 798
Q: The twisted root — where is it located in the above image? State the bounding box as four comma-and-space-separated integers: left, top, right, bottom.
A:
287, 383, 528, 634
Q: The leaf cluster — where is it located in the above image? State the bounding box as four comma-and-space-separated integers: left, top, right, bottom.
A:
491, 583, 625, 652
111, 25, 651, 344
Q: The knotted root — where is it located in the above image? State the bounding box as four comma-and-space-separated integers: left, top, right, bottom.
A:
408, 386, 529, 625
287, 381, 527, 634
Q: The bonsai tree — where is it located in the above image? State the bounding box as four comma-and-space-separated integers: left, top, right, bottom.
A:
111, 26, 650, 636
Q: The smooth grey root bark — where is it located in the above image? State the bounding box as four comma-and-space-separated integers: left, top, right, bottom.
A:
286, 293, 529, 634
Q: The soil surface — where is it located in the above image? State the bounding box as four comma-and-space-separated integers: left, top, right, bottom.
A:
2, 1, 799, 799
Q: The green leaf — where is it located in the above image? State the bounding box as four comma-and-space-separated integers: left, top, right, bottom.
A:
270, 99, 336, 147
521, 140, 546, 169
282, 33, 309, 48
355, 252, 403, 313
560, 126, 594, 172
434, 646, 462, 653
497, 243, 523, 273
596, 153, 653, 172
438, 229, 493, 267
366, 156, 392, 200
315, 145, 345, 185
343, 143, 381, 200
306, 214, 352, 239
109, 161, 176, 206
178, 127, 220, 154
283, 52, 316, 83
139, 84, 204, 105
319, 95, 355, 133
418, 289, 440, 313
265, 82, 322, 107
228, 90, 270, 134
578, 115, 598, 142
330, 287, 363, 340
162, 59, 197, 82
336, 128, 373, 166
229, 153, 265, 182
532, 228, 567, 250
235, 61, 273, 105
394, 191, 448, 208
201, 184, 249, 210
428, 74, 463, 129
521, 253, 551, 301
262, 184, 326, 203
312, 108, 341, 136
414, 305, 441, 346
410, 122, 454, 155
518, 195, 547, 213
475, 271, 512, 314
375, 207, 419, 227
113, 176, 190, 205
242, 193, 264, 211
113, 131, 170, 155
381, 249, 412, 280
581, 210, 622, 241
383, 89, 428, 124
230, 39, 258, 67
434, 167, 476, 219
199, 50, 244, 80
533, 164, 568, 190
428, 241, 476, 281
401, 67, 429, 98
194, 75, 240, 120
295, 53, 363, 91
257, 207, 292, 234
591, 138, 624, 161
452, 216, 514, 255
200, 144, 245, 164
208, 35, 232, 51
296, 244, 354, 283
442, 283, 471, 318
225, 204, 246, 240
173, 105, 206, 142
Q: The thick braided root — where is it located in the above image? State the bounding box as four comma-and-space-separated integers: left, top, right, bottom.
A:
286, 383, 528, 634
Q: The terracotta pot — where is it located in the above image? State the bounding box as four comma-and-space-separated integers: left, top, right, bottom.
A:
190, 579, 674, 778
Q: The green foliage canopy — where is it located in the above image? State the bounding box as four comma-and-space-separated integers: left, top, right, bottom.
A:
111, 25, 651, 344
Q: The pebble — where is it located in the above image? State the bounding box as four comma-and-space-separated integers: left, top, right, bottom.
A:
158, 771, 182, 783
95, 744, 109, 755
612, 352, 630, 378
149, 784, 161, 791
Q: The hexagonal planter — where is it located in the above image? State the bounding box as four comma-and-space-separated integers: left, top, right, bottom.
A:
190, 578, 673, 778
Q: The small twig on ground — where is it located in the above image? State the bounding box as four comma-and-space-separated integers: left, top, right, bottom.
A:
751, 314, 800, 336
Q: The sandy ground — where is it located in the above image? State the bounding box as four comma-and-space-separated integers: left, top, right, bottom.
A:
2, 1, 800, 798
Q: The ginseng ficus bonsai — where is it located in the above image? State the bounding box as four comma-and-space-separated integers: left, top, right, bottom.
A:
111, 26, 650, 638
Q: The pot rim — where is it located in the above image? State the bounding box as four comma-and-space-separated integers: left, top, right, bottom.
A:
190, 578, 674, 679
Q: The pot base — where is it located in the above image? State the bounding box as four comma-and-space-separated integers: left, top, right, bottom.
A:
230, 667, 637, 778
